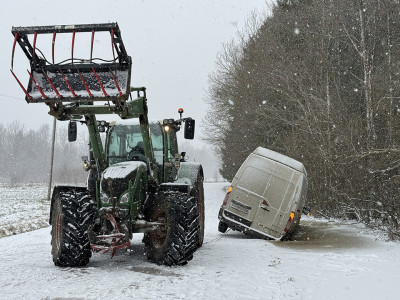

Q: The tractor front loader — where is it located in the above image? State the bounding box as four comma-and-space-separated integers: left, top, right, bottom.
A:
11, 23, 204, 267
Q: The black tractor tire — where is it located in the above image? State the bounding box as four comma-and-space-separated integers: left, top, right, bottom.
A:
51, 189, 96, 267
218, 220, 229, 233
143, 191, 199, 266
194, 176, 205, 247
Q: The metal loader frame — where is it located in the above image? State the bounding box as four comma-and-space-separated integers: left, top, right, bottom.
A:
11, 22, 131, 103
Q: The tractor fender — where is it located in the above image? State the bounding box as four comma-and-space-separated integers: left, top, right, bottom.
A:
49, 185, 87, 224
176, 162, 204, 189
159, 163, 203, 194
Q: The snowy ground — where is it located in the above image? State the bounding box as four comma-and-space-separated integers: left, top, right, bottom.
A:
1, 182, 400, 299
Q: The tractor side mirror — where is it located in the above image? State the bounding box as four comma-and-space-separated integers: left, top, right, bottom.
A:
184, 118, 195, 139
68, 121, 77, 142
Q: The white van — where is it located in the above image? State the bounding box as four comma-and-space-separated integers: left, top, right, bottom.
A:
218, 147, 308, 240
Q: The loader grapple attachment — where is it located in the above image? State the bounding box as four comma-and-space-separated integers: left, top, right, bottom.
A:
11, 23, 131, 103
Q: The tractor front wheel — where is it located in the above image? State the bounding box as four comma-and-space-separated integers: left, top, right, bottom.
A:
51, 189, 96, 267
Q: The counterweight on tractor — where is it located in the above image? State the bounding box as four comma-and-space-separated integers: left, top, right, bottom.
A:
10, 23, 204, 266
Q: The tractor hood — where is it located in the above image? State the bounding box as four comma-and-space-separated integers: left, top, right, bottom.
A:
101, 161, 147, 202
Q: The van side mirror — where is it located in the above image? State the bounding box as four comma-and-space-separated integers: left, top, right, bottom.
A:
302, 205, 311, 215
68, 121, 77, 142
184, 118, 195, 139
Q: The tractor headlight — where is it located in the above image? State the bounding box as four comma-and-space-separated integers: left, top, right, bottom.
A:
101, 193, 110, 204
120, 192, 130, 204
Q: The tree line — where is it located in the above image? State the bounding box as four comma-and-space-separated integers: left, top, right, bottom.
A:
0, 121, 88, 185
0, 121, 220, 185
204, 0, 400, 238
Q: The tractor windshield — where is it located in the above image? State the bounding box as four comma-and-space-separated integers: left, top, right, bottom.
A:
107, 122, 164, 166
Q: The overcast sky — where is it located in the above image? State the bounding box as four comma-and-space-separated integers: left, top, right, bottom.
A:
0, 0, 268, 132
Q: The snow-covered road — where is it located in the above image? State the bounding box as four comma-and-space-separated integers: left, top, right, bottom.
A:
1, 182, 399, 299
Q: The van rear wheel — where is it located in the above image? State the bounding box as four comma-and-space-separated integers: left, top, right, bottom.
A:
218, 220, 228, 233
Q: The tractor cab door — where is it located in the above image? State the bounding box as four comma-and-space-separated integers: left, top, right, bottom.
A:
148, 122, 164, 183
161, 125, 180, 183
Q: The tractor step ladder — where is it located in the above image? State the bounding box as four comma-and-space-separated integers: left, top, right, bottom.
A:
11, 23, 132, 103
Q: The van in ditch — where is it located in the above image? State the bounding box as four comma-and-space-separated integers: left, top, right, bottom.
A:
218, 147, 308, 240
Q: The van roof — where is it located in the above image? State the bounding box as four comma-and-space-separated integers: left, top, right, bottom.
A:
253, 147, 306, 174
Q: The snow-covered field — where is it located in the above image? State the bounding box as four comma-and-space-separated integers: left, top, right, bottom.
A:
0, 184, 49, 237
1, 182, 399, 299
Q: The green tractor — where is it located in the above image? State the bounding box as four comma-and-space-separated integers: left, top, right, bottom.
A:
11, 23, 204, 266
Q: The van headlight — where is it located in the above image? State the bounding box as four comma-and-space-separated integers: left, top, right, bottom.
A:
101, 193, 110, 204
120, 192, 130, 204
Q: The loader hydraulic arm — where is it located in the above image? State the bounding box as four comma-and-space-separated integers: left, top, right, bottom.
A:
48, 90, 147, 121
85, 114, 107, 172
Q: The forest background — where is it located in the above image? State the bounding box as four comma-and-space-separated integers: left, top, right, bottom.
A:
204, 0, 400, 239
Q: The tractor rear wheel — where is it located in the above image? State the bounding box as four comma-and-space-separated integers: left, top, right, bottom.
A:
51, 189, 96, 267
143, 191, 199, 266
194, 177, 205, 247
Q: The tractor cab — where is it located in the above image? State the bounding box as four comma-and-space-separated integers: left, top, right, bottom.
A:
106, 116, 193, 184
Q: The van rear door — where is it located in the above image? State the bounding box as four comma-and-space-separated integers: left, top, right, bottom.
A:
228, 163, 272, 225
252, 160, 303, 238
